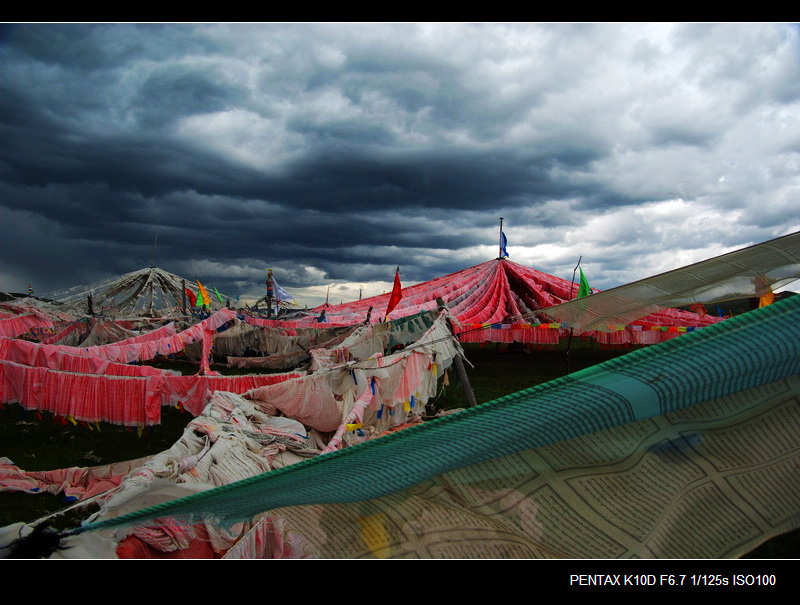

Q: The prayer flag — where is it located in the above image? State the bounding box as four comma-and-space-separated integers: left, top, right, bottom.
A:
213, 286, 225, 305
500, 231, 509, 258
196, 280, 211, 307
577, 267, 591, 298
185, 288, 197, 307
689, 303, 707, 317
272, 276, 292, 302
385, 267, 403, 318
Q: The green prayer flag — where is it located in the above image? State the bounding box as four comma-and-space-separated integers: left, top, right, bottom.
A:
213, 286, 225, 304
578, 267, 591, 298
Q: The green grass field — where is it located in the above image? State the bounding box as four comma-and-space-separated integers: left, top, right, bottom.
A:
1, 340, 797, 557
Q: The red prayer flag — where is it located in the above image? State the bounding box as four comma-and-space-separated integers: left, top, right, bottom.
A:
185, 288, 197, 307
385, 268, 403, 318
689, 303, 707, 317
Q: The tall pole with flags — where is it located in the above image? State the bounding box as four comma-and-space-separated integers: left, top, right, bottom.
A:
499, 217, 508, 259
566, 256, 584, 375
266, 268, 274, 318
570, 256, 583, 301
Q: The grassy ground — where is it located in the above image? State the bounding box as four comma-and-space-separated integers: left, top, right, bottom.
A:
1, 340, 797, 557
429, 339, 631, 411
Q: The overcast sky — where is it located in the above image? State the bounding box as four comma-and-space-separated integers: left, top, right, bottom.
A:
1, 23, 798, 307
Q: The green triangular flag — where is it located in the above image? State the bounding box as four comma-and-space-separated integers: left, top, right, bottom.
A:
213, 286, 225, 304
578, 267, 591, 298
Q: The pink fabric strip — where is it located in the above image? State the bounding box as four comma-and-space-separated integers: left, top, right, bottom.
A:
0, 313, 53, 338
3, 308, 236, 365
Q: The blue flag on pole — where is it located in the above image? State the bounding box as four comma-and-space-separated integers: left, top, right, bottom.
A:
500, 231, 509, 258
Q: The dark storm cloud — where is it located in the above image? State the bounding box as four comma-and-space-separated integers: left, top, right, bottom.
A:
276, 149, 564, 212
133, 68, 242, 130
0, 23, 798, 306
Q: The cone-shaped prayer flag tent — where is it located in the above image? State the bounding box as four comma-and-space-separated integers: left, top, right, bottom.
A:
307, 231, 800, 347
41, 267, 230, 318
307, 258, 719, 346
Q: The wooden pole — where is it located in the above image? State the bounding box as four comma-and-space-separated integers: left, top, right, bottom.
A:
566, 256, 582, 375
437, 297, 477, 408
266, 269, 274, 319
499, 216, 504, 259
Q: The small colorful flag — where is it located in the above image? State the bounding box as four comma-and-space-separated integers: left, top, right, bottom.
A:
385, 267, 403, 318
196, 280, 211, 307
577, 267, 592, 298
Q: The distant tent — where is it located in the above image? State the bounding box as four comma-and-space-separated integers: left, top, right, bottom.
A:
43, 267, 230, 318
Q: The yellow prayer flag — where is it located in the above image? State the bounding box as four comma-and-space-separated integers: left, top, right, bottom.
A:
196, 280, 211, 306
358, 514, 391, 559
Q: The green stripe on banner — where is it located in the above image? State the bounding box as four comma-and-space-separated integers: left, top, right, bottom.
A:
572, 365, 662, 421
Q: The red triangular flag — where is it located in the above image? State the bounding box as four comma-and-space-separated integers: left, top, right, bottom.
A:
385, 268, 403, 318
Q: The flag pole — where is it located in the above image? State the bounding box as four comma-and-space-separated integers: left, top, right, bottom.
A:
437, 297, 477, 409
566, 256, 582, 375
266, 268, 274, 318
570, 256, 582, 301
499, 217, 504, 259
